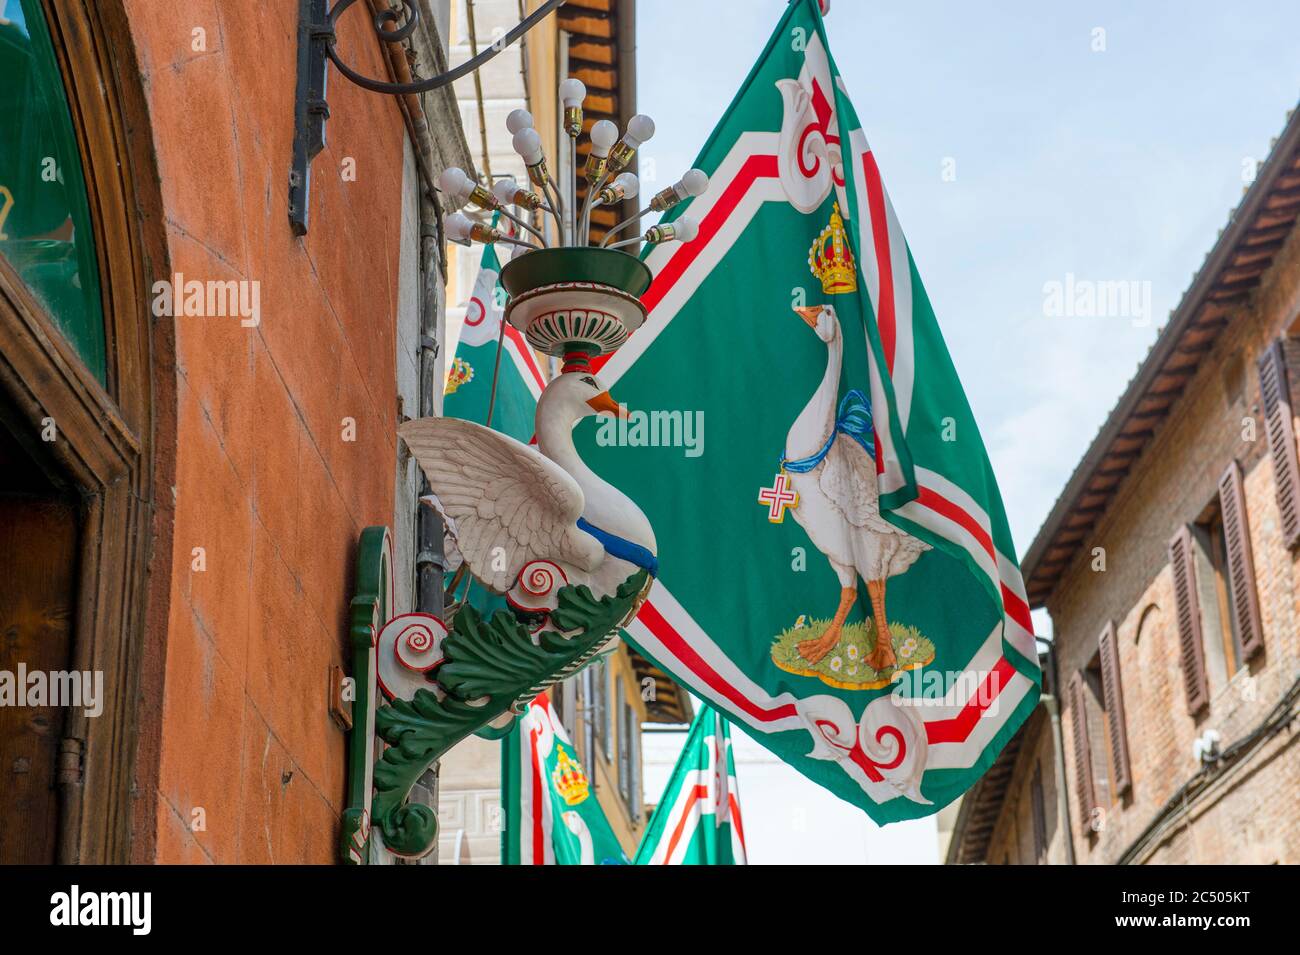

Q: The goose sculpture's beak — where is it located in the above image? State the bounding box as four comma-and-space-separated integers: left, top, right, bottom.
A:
794, 305, 822, 329
587, 391, 628, 418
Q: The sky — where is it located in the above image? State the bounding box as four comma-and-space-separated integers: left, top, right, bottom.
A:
634, 0, 1300, 863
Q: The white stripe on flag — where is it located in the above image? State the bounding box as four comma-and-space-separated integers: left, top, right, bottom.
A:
603, 133, 782, 387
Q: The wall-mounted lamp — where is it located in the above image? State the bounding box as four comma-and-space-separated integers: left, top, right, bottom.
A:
289, 0, 567, 235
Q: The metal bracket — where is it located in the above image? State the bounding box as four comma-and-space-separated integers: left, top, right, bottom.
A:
288, 0, 567, 235
289, 0, 331, 235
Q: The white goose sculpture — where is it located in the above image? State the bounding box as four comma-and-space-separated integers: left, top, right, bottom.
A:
399, 369, 657, 631
784, 303, 929, 671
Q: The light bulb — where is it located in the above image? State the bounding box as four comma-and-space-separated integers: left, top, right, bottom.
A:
597, 172, 639, 206
560, 78, 587, 108
645, 216, 698, 245
491, 176, 544, 211
439, 166, 498, 211
608, 114, 654, 176
506, 109, 534, 134
681, 168, 708, 197
624, 114, 656, 148
650, 168, 710, 211
560, 78, 586, 138
447, 212, 500, 245
585, 120, 620, 183
589, 120, 618, 158
512, 128, 550, 188
512, 127, 544, 165
616, 172, 640, 201
445, 212, 473, 244
437, 167, 472, 203
492, 177, 520, 206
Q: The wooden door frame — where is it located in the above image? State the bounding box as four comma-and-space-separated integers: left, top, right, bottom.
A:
0, 0, 173, 864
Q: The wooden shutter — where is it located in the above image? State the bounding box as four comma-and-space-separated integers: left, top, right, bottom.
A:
630, 710, 642, 820
581, 668, 596, 775
1168, 525, 1209, 715
616, 680, 629, 801
596, 664, 609, 759
1067, 673, 1095, 830
1097, 623, 1132, 795
1258, 340, 1300, 548
1218, 461, 1265, 659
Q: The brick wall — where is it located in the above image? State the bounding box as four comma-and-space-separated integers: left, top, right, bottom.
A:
984, 219, 1300, 865
126, 2, 419, 863
982, 709, 1075, 865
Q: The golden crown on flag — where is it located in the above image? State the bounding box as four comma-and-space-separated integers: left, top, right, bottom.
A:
808, 202, 857, 295
444, 357, 474, 396
551, 745, 590, 805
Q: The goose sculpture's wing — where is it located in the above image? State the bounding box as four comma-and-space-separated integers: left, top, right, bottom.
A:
399, 417, 605, 592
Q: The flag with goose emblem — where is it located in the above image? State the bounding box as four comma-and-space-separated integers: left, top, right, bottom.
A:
635, 705, 746, 865
501, 694, 628, 865
579, 0, 1040, 823
443, 238, 547, 435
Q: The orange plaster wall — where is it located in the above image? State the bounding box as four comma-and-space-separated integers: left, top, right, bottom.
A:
125, 1, 411, 863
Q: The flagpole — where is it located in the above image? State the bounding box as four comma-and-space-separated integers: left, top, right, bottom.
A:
484, 301, 509, 428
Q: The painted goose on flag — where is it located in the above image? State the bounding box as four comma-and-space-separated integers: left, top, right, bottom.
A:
400, 369, 657, 633
782, 295, 930, 672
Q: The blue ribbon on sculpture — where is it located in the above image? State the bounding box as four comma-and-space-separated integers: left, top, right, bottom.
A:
576, 517, 660, 577
780, 388, 875, 473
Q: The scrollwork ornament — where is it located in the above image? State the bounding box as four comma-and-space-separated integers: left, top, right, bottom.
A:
369, 570, 649, 858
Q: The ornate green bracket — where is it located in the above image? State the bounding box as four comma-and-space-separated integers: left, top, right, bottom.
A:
341, 524, 649, 863
372, 570, 649, 859
340, 526, 392, 864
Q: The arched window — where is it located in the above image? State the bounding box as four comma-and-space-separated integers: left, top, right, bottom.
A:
1134, 603, 1160, 644
0, 0, 105, 378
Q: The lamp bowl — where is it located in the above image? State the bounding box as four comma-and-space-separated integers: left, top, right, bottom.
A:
501, 247, 652, 359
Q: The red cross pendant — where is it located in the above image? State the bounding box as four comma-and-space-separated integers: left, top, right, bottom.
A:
757, 473, 799, 523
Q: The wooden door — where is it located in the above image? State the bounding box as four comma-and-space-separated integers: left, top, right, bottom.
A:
0, 494, 78, 864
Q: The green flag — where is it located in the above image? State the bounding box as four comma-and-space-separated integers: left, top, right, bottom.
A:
580, 0, 1040, 823
635, 705, 746, 865
443, 239, 547, 440
501, 694, 629, 865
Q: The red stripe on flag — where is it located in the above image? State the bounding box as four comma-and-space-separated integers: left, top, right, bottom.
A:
502, 321, 547, 393
915, 486, 1034, 634
638, 599, 799, 724
923, 657, 1017, 745
916, 486, 994, 562
591, 153, 779, 376
729, 793, 746, 851
861, 150, 896, 371
660, 785, 708, 864
641, 154, 780, 316
1000, 582, 1034, 634
528, 723, 544, 864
